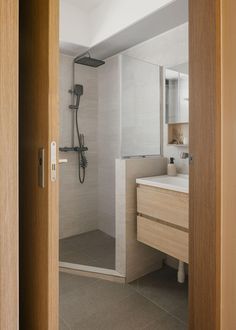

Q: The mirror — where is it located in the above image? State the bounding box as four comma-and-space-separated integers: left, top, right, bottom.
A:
165, 64, 189, 124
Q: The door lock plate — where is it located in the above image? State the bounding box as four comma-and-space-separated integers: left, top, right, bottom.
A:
51, 141, 57, 182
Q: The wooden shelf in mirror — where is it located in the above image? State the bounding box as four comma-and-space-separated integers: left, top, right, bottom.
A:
167, 122, 189, 146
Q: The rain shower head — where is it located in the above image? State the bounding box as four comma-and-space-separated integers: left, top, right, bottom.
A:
74, 52, 105, 68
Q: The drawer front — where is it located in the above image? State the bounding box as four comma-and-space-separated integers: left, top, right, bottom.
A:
137, 185, 189, 229
137, 215, 189, 263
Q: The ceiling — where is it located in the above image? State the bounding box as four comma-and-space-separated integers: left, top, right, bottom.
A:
124, 23, 188, 68
65, 0, 103, 11
60, 0, 188, 63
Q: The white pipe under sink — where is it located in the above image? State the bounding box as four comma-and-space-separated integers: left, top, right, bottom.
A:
177, 261, 185, 283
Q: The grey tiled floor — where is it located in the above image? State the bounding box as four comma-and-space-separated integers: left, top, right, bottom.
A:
59, 230, 115, 269
60, 266, 188, 330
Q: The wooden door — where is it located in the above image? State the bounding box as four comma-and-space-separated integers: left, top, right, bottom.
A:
189, 0, 221, 329
19, 0, 59, 329
0, 0, 19, 329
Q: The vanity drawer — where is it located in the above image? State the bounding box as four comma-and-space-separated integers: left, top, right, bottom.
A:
137, 185, 189, 229
137, 215, 189, 263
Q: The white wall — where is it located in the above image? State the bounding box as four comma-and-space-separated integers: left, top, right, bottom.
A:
60, 0, 90, 47
59, 54, 99, 238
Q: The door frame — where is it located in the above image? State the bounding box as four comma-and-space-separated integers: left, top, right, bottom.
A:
221, 1, 236, 329
0, 0, 19, 329
2, 0, 236, 329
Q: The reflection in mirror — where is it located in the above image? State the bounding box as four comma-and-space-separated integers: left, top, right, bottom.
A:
165, 63, 189, 124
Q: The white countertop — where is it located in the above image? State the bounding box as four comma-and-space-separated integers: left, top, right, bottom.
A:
136, 174, 189, 193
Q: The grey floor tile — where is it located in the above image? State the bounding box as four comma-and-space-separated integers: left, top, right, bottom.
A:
60, 317, 71, 330
60, 278, 136, 328
90, 253, 116, 269
59, 230, 115, 270
73, 292, 171, 330
131, 266, 188, 324
60, 267, 188, 329
60, 249, 98, 266
144, 314, 187, 330
59, 272, 98, 296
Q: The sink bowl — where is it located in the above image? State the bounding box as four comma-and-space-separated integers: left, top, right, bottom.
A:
136, 174, 189, 193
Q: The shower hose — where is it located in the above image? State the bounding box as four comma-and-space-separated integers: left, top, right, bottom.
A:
75, 106, 87, 184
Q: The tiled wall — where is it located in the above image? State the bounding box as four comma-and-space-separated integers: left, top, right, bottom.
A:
59, 54, 99, 239
60, 54, 120, 239
97, 56, 121, 237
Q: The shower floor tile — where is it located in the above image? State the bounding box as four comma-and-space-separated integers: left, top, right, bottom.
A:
59, 230, 115, 270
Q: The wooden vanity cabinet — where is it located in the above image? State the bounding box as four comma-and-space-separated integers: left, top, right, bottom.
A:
137, 184, 189, 263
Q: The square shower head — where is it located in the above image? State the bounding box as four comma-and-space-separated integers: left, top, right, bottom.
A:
74, 56, 105, 68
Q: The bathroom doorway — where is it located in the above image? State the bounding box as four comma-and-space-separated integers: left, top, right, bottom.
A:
19, 0, 224, 329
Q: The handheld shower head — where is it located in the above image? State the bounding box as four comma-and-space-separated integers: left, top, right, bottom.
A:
74, 84, 83, 96
69, 84, 83, 110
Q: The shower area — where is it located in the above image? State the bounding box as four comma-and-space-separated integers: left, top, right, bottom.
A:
59, 51, 161, 274
59, 51, 116, 271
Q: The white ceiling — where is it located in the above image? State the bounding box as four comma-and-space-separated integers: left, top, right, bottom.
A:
60, 0, 188, 62
65, 0, 103, 11
124, 23, 188, 68
89, 0, 188, 61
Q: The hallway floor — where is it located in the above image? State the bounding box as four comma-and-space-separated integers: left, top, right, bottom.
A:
60, 266, 188, 330
59, 230, 115, 269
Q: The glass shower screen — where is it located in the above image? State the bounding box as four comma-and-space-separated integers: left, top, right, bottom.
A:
121, 55, 161, 157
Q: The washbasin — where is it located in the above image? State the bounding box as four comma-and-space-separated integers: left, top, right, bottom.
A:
136, 174, 189, 193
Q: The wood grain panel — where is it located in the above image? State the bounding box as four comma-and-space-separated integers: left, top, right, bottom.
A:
189, 0, 221, 329
137, 216, 188, 263
0, 1, 19, 329
221, 1, 236, 328
19, 0, 59, 329
137, 185, 189, 229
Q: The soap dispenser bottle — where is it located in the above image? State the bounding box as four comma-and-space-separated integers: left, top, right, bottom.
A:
167, 157, 177, 176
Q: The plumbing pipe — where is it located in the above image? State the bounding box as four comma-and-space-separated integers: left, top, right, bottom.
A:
177, 260, 185, 283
